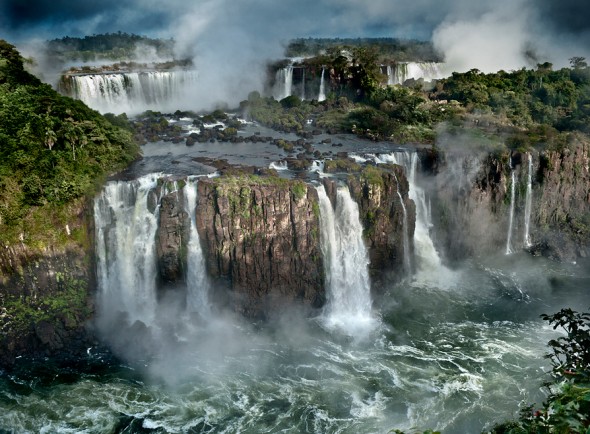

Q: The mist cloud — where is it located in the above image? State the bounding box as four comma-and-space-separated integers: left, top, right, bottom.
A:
2, 1, 590, 110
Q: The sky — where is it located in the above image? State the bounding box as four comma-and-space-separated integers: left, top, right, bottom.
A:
2, 0, 589, 109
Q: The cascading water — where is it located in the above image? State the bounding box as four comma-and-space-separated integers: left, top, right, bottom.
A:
273, 65, 293, 100
523, 153, 533, 247
318, 68, 327, 101
64, 70, 199, 114
94, 174, 162, 326
505, 163, 516, 255
387, 62, 444, 85
316, 184, 374, 333
374, 152, 446, 278
183, 178, 210, 317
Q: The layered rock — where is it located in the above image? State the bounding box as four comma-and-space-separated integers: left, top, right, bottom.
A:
195, 175, 324, 318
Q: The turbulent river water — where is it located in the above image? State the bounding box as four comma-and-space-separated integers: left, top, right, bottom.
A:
1, 253, 588, 433
1, 118, 589, 434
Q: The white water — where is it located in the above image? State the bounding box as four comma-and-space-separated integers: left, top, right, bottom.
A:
309, 160, 325, 176
523, 154, 533, 248
506, 165, 516, 255
372, 152, 448, 282
316, 185, 375, 334
387, 62, 444, 85
269, 160, 289, 171
183, 178, 211, 317
318, 68, 327, 102
273, 65, 294, 100
66, 70, 199, 114
94, 174, 162, 326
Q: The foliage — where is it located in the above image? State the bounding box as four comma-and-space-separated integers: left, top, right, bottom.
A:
46, 32, 175, 62
490, 308, 590, 433
435, 65, 590, 134
0, 40, 139, 244
285, 37, 442, 62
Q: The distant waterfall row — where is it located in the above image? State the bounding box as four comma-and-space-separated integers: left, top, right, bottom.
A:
94, 175, 210, 328
384, 62, 444, 85
60, 70, 199, 114
273, 66, 327, 101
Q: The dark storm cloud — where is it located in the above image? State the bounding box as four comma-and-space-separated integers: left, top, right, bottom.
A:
2, 0, 590, 109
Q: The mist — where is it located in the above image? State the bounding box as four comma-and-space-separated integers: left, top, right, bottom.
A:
3, 0, 590, 112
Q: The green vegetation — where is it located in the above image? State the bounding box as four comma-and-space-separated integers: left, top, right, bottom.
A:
2, 272, 91, 337
0, 40, 139, 246
285, 37, 441, 62
46, 32, 175, 62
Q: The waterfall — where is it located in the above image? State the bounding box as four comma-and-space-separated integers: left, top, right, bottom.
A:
523, 154, 533, 248
94, 174, 213, 328
505, 164, 516, 255
274, 65, 293, 100
375, 152, 444, 275
394, 179, 412, 275
386, 65, 394, 86
64, 70, 199, 114
94, 174, 162, 326
316, 185, 374, 333
387, 62, 444, 85
183, 178, 210, 317
318, 68, 326, 102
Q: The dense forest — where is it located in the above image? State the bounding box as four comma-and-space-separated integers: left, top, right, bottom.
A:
284, 37, 442, 62
0, 40, 139, 246
46, 32, 176, 62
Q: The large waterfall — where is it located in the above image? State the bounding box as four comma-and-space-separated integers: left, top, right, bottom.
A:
94, 174, 210, 328
316, 184, 374, 333
183, 178, 211, 317
273, 65, 294, 100
94, 174, 162, 326
62, 70, 199, 114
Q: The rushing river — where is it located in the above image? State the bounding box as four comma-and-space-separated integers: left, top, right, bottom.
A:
1, 252, 588, 433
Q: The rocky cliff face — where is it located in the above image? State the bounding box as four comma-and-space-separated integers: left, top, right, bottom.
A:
156, 191, 190, 285
0, 202, 95, 366
430, 139, 590, 262
343, 165, 416, 288
195, 175, 325, 318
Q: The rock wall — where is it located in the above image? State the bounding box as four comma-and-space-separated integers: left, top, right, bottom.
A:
156, 191, 190, 284
345, 165, 416, 288
0, 203, 95, 366
430, 139, 590, 261
195, 176, 325, 318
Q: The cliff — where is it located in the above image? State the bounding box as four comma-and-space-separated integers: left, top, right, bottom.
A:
195, 175, 325, 318
345, 165, 416, 287
430, 138, 590, 262
0, 200, 95, 366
